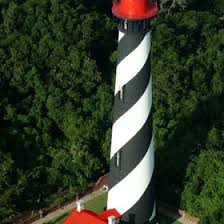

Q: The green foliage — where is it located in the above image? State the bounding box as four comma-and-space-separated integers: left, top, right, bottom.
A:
185, 0, 224, 15
0, 154, 17, 219
180, 117, 224, 223
152, 10, 224, 221
181, 150, 224, 223
0, 0, 115, 220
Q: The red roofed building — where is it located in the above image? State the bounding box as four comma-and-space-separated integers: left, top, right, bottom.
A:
64, 200, 121, 224
98, 208, 121, 221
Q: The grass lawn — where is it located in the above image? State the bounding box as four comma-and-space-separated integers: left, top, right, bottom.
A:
44, 193, 107, 224
45, 193, 181, 224
85, 193, 107, 213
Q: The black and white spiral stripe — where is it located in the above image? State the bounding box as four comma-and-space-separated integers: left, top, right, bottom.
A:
107, 26, 156, 224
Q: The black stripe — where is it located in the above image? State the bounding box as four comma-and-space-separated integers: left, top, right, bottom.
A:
109, 113, 153, 190
117, 19, 150, 34
113, 55, 151, 124
117, 31, 148, 65
121, 171, 156, 224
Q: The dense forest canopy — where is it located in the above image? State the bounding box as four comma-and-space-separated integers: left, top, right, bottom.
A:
0, 0, 224, 223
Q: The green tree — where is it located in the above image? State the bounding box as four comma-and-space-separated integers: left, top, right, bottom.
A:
181, 149, 224, 223
152, 11, 224, 207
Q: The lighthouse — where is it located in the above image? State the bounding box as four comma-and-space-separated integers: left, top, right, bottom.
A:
64, 1, 159, 224
107, 1, 159, 224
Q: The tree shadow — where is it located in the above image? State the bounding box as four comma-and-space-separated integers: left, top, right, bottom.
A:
158, 205, 182, 224
156, 93, 224, 209
83, 0, 113, 14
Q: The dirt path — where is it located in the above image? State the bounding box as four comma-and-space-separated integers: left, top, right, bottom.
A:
31, 188, 105, 224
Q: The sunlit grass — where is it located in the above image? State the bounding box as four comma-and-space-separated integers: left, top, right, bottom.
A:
85, 193, 107, 213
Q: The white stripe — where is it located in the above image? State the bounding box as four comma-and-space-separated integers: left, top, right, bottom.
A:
110, 76, 152, 159
115, 32, 151, 95
149, 203, 156, 221
118, 31, 125, 42
107, 138, 155, 214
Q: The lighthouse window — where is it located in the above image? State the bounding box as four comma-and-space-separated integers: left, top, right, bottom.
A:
124, 19, 128, 30
119, 85, 124, 101
116, 151, 120, 167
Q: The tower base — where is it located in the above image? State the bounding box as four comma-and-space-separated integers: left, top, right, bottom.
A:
119, 214, 159, 224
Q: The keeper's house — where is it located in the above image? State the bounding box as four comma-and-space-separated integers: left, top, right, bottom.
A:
64, 200, 121, 224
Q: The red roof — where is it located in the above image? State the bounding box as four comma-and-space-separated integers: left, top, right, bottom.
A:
98, 209, 121, 221
64, 209, 121, 224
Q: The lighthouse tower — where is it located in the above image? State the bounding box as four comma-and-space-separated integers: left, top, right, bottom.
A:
107, 1, 159, 224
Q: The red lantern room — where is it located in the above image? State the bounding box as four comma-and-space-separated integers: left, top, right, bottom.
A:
112, 0, 159, 20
